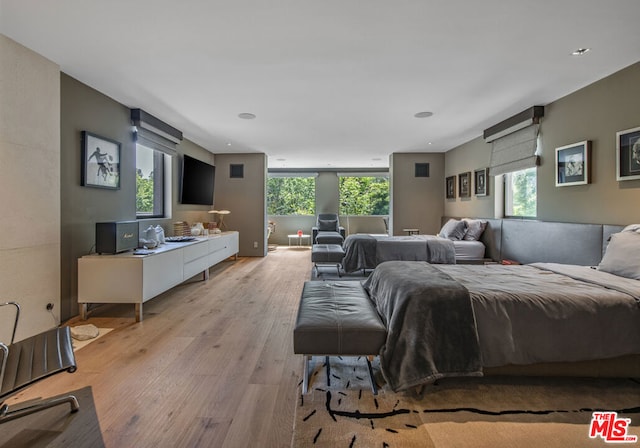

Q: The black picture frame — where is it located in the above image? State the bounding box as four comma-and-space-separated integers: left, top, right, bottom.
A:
555, 140, 590, 187
616, 126, 640, 181
81, 131, 121, 189
474, 168, 489, 196
458, 171, 471, 198
445, 175, 456, 199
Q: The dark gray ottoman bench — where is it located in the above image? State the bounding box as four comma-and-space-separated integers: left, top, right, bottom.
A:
293, 281, 387, 394
311, 244, 345, 277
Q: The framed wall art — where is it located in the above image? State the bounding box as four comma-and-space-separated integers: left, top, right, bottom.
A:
81, 131, 121, 189
458, 171, 471, 197
616, 126, 640, 181
555, 140, 591, 187
445, 175, 456, 199
474, 168, 489, 196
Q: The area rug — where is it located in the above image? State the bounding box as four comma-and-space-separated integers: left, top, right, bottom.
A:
0, 386, 105, 448
292, 356, 640, 447
71, 327, 113, 351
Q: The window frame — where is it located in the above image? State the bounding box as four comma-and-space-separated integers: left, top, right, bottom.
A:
503, 167, 537, 218
136, 144, 167, 219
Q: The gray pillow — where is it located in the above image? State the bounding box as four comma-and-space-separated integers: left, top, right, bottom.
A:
438, 219, 467, 240
462, 218, 487, 241
597, 231, 640, 280
318, 219, 337, 231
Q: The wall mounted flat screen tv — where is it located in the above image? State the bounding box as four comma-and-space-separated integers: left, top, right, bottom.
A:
180, 154, 215, 205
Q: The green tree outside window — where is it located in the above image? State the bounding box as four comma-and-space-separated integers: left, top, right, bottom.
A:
339, 177, 389, 215
267, 177, 316, 215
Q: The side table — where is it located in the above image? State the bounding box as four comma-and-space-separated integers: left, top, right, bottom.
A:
288, 234, 311, 246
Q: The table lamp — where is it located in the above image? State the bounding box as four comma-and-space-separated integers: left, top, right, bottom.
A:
208, 209, 231, 231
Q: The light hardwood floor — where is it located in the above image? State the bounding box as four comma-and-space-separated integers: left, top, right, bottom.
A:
7, 246, 312, 447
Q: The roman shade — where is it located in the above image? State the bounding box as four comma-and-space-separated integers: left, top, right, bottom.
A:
488, 124, 540, 176
131, 108, 183, 156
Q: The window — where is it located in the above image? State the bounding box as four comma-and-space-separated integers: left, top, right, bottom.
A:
504, 167, 537, 217
267, 176, 316, 215
339, 176, 389, 215
136, 144, 166, 218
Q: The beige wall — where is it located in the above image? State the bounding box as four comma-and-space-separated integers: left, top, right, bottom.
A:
444, 137, 497, 219
445, 61, 640, 225
213, 153, 267, 256
316, 171, 340, 214
537, 62, 640, 224
61, 74, 229, 320
0, 35, 61, 340
390, 153, 444, 235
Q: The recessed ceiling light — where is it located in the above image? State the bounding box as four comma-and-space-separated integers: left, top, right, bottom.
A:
238, 113, 256, 119
414, 111, 434, 118
226, 142, 232, 146
428, 142, 432, 145
571, 48, 590, 56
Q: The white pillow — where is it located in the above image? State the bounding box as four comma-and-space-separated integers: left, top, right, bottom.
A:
462, 218, 487, 241
597, 231, 640, 280
438, 219, 467, 240
622, 224, 640, 234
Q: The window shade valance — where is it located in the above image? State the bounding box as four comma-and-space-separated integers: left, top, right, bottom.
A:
488, 124, 540, 176
131, 108, 182, 156
135, 127, 179, 155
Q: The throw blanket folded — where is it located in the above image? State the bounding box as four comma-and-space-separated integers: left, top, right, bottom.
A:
342, 234, 456, 273
363, 261, 482, 391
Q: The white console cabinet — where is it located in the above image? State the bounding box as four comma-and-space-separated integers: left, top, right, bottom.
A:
78, 231, 238, 321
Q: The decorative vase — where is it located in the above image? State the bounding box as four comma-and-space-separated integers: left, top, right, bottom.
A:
191, 222, 204, 236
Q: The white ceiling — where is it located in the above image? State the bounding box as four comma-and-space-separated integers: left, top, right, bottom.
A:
2, 1, 640, 168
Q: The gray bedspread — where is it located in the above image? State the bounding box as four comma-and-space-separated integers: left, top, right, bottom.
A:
363, 261, 482, 392
435, 263, 640, 368
342, 234, 455, 273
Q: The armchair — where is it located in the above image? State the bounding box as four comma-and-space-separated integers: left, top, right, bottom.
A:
1, 302, 78, 424
312, 213, 346, 245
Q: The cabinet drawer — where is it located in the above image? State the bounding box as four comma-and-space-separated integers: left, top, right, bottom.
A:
142, 249, 184, 301
184, 256, 210, 280
183, 240, 208, 263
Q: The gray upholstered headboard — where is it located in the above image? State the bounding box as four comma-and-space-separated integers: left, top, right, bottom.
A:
500, 220, 623, 265
441, 217, 624, 265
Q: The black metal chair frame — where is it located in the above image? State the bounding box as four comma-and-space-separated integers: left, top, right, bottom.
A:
0, 302, 79, 424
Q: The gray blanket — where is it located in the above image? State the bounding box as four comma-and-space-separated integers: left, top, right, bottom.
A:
436, 263, 640, 367
342, 234, 377, 273
363, 261, 482, 392
342, 234, 455, 273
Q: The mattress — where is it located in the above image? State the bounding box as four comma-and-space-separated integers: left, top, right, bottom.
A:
452, 240, 485, 260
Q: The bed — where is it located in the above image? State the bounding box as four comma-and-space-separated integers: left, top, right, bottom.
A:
341, 218, 487, 273
362, 228, 640, 392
